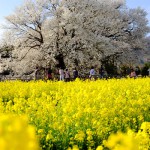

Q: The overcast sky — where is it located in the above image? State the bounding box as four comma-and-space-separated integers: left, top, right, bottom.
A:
0, 0, 150, 37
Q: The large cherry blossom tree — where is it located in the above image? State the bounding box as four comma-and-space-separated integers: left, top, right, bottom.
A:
0, 0, 149, 75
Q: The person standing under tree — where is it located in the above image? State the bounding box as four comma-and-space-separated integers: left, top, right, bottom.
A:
73, 67, 78, 79
65, 68, 70, 82
47, 67, 52, 80
130, 69, 136, 78
89, 66, 95, 80
59, 68, 64, 81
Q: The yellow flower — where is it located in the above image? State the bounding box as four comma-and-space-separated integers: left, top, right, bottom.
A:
96, 146, 103, 150
46, 133, 53, 141
72, 145, 79, 150
0, 114, 40, 150
38, 129, 44, 134
104, 130, 139, 150
75, 131, 85, 142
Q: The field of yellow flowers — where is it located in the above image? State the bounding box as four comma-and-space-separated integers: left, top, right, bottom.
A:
0, 78, 150, 150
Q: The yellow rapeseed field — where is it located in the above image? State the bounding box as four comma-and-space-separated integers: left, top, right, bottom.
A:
0, 78, 150, 150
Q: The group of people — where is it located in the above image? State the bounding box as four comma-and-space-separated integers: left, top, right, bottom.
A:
35, 66, 79, 81
34, 65, 107, 81
89, 65, 108, 79
58, 66, 106, 81
59, 66, 107, 81
89, 65, 150, 79
35, 65, 150, 81
128, 67, 149, 78
58, 68, 79, 81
